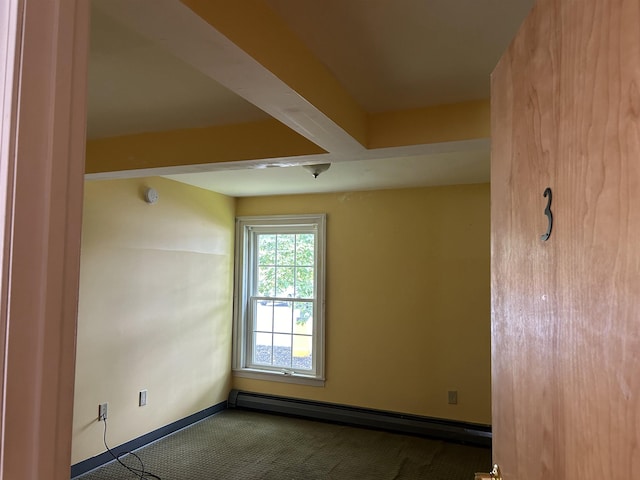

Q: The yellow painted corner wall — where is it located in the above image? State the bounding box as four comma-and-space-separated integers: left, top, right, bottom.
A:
72, 177, 235, 464
234, 184, 490, 424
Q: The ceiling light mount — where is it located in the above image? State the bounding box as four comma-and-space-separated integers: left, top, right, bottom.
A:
302, 163, 331, 179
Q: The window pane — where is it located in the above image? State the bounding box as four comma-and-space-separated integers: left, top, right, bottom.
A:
273, 333, 292, 368
258, 234, 276, 265
255, 301, 273, 332
273, 302, 293, 333
295, 267, 314, 298
253, 332, 272, 365
276, 234, 295, 266
276, 267, 295, 298
258, 266, 275, 297
292, 335, 312, 370
294, 302, 313, 334
296, 233, 315, 266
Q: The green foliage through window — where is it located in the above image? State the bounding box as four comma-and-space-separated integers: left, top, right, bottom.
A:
257, 233, 315, 310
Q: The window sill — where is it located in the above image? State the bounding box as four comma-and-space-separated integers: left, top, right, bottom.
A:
233, 368, 325, 387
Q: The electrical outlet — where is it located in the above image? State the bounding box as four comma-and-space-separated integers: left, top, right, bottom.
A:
98, 402, 108, 421
448, 390, 458, 405
139, 389, 147, 407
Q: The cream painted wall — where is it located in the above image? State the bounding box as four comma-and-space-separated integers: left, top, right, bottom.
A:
72, 177, 235, 463
234, 184, 491, 424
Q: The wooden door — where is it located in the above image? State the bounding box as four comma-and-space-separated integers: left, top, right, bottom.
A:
491, 0, 640, 478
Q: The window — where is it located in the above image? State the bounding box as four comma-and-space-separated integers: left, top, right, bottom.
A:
233, 214, 326, 385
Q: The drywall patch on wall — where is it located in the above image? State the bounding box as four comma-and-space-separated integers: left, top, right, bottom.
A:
234, 183, 490, 424
72, 176, 235, 464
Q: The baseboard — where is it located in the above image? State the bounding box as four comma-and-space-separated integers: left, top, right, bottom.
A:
228, 390, 491, 447
70, 401, 226, 479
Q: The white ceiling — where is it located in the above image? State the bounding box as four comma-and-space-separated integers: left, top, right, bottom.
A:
88, 5, 269, 139
263, 0, 534, 112
88, 0, 535, 196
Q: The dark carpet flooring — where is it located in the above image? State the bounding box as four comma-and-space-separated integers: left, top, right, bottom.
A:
75, 409, 491, 480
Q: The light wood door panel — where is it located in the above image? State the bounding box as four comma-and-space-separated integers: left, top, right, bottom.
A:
491, 0, 640, 478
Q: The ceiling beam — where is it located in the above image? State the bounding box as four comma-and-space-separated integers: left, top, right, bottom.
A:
368, 100, 490, 149
88, 2, 491, 176
180, 0, 368, 150
85, 99, 490, 175
93, 0, 366, 156
85, 119, 325, 175
85, 122, 489, 178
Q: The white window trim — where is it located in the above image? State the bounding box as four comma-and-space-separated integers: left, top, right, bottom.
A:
232, 214, 326, 386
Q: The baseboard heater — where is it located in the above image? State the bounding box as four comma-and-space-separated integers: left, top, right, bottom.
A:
228, 390, 491, 447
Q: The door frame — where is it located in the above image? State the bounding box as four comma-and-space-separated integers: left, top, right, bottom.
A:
0, 1, 89, 478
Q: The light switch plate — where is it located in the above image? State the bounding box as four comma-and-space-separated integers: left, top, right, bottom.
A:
139, 389, 147, 407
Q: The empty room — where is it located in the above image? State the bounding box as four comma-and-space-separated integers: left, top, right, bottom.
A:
67, 2, 528, 478
4, 1, 640, 479
28, 0, 640, 479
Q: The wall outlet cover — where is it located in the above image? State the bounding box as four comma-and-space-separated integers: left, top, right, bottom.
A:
98, 402, 108, 421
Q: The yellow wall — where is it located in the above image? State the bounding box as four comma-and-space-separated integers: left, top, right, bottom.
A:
72, 180, 490, 465
72, 177, 235, 463
234, 184, 491, 424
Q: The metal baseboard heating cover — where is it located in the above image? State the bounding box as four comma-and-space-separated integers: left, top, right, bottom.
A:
228, 390, 491, 447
